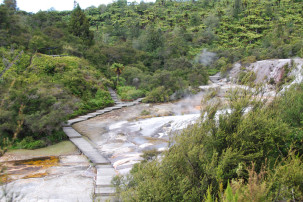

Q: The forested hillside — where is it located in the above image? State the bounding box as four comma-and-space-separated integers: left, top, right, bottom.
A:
0, 0, 303, 200
0, 1, 113, 151
84, 0, 302, 71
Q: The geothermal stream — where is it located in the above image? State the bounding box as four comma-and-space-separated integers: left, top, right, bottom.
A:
1, 59, 302, 202
73, 94, 204, 175
86, 58, 303, 175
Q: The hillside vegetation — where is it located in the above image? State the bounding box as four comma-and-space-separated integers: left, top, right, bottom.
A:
2, 0, 302, 105
0, 0, 303, 200
0, 49, 112, 150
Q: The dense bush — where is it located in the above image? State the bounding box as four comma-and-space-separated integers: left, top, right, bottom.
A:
143, 86, 170, 103
114, 85, 303, 201
0, 50, 113, 147
15, 136, 46, 150
117, 86, 144, 101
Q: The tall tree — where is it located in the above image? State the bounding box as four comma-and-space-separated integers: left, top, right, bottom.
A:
4, 0, 16, 11
233, 0, 242, 18
69, 4, 93, 44
0, 5, 9, 29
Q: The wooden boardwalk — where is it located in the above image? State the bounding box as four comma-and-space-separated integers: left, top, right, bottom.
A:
63, 88, 143, 201
69, 137, 110, 165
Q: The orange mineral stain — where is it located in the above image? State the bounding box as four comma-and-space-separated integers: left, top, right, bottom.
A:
195, 106, 201, 110
1, 156, 59, 182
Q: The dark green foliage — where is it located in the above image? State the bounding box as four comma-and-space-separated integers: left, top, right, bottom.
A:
4, 0, 16, 11
144, 86, 170, 103
69, 4, 93, 44
115, 85, 303, 201
75, 89, 113, 115
275, 84, 303, 128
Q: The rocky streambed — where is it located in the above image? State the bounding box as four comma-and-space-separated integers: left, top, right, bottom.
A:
73, 93, 204, 174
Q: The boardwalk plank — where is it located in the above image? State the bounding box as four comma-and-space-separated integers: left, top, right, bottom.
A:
69, 138, 110, 165
63, 127, 82, 138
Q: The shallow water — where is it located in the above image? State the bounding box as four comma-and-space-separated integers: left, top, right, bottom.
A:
0, 155, 95, 202
82, 100, 202, 174
0, 141, 78, 163
0, 142, 94, 202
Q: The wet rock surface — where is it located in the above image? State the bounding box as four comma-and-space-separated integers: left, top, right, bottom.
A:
74, 95, 203, 175
0, 155, 95, 202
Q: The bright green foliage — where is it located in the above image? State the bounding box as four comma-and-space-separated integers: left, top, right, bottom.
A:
117, 86, 144, 101
15, 136, 46, 150
205, 186, 214, 202
224, 181, 238, 202
86, 0, 302, 61
0, 49, 113, 148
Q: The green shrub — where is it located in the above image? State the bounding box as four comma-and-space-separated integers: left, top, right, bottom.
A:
140, 109, 151, 116
116, 86, 301, 201
15, 136, 46, 150
0, 52, 113, 146
144, 86, 170, 103
207, 68, 219, 76
241, 56, 257, 66
117, 86, 144, 101
228, 153, 303, 202
238, 71, 256, 86
73, 89, 114, 116
275, 84, 303, 128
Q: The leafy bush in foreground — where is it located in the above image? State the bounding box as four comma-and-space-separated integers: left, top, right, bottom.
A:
114, 85, 303, 201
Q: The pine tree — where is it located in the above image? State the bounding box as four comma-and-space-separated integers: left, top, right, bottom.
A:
69, 4, 93, 44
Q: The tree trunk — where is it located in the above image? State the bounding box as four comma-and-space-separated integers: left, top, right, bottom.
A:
116, 73, 120, 88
